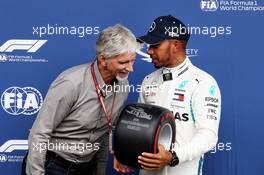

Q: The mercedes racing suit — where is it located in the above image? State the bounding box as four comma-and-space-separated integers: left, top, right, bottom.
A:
138, 57, 221, 175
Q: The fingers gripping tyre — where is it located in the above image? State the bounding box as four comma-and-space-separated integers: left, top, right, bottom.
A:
114, 103, 175, 168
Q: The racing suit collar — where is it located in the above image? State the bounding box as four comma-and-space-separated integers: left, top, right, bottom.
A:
162, 57, 190, 77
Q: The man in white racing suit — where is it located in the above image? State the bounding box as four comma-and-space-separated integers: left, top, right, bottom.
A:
136, 15, 221, 175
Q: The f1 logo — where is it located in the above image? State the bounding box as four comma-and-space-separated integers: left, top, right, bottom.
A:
0, 140, 28, 153
0, 39, 47, 53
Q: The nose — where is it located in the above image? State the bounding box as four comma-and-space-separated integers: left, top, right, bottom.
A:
125, 61, 134, 72
147, 48, 153, 56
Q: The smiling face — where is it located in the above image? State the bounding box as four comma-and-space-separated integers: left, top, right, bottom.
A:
107, 52, 136, 81
98, 52, 136, 84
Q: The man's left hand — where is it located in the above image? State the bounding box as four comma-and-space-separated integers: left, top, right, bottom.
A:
138, 144, 172, 170
113, 156, 134, 173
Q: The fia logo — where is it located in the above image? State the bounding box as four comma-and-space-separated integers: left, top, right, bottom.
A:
1, 87, 43, 115
200, 0, 219, 11
0, 154, 7, 162
0, 54, 8, 62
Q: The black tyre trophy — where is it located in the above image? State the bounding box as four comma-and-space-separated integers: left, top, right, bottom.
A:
114, 103, 175, 168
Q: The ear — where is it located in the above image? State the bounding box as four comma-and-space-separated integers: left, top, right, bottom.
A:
172, 40, 184, 53
98, 54, 107, 67
170, 40, 179, 53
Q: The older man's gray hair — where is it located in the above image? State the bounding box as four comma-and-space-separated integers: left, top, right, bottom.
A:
96, 24, 141, 59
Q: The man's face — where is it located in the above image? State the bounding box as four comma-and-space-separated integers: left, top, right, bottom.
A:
106, 52, 136, 81
147, 40, 173, 69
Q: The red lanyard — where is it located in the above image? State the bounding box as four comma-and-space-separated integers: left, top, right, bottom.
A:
91, 62, 116, 130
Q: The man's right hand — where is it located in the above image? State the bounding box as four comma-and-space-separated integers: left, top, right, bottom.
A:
113, 156, 133, 173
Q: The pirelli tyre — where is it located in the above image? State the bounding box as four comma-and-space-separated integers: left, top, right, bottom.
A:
114, 103, 175, 168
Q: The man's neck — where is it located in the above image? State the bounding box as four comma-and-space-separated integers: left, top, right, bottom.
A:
167, 54, 186, 68
98, 62, 114, 85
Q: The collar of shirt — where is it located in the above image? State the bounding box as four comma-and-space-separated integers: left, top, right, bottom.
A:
162, 57, 191, 79
93, 60, 106, 89
93, 60, 117, 98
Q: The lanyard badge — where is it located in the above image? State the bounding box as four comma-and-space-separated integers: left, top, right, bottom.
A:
162, 68, 173, 81
91, 62, 116, 153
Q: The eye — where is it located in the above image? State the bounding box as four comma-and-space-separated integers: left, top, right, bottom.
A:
149, 43, 160, 49
118, 61, 129, 64
118, 59, 135, 65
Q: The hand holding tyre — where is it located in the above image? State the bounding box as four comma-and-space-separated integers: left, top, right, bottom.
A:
138, 144, 172, 170
114, 103, 175, 168
113, 156, 134, 173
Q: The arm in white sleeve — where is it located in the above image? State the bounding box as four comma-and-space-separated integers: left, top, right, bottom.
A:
26, 76, 76, 175
173, 78, 221, 163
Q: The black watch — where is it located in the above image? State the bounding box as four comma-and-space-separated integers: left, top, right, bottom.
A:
169, 150, 179, 167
